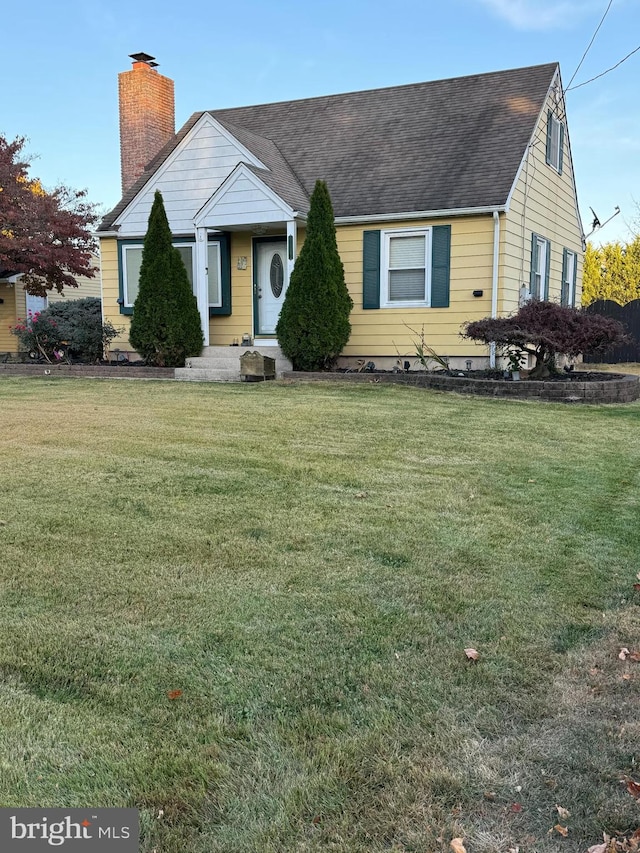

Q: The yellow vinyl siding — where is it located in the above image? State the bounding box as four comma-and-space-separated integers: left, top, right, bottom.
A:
100, 238, 130, 350
502, 89, 583, 313
47, 259, 102, 304
208, 232, 253, 345
0, 283, 18, 352
338, 216, 496, 358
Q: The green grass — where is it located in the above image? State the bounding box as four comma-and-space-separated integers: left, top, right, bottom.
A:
0, 377, 639, 852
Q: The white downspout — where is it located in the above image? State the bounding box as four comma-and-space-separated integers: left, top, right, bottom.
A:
489, 210, 500, 368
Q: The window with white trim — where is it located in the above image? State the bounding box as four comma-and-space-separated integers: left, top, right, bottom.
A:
562, 249, 576, 307
207, 242, 222, 308
531, 234, 550, 300
381, 228, 432, 307
122, 242, 196, 308
546, 111, 564, 173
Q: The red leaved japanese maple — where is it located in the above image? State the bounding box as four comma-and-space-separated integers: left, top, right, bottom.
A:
0, 135, 98, 295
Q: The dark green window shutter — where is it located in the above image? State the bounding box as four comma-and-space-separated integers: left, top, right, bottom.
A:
363, 230, 381, 309
558, 123, 565, 175
210, 233, 231, 316
431, 225, 451, 308
545, 110, 553, 166
544, 239, 551, 300
571, 250, 577, 307
561, 249, 568, 306
530, 233, 538, 298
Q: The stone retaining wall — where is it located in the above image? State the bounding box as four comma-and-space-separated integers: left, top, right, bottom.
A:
282, 371, 640, 404
0, 364, 175, 380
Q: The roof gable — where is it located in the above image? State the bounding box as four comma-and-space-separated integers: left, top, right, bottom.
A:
109, 113, 268, 235
195, 164, 296, 228
99, 62, 560, 231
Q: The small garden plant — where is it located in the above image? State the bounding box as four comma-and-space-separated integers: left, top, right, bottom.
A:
11, 298, 119, 362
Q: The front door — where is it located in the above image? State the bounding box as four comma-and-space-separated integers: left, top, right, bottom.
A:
255, 239, 287, 335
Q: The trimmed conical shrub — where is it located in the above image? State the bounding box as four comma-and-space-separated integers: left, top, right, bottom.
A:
276, 180, 353, 370
129, 190, 203, 367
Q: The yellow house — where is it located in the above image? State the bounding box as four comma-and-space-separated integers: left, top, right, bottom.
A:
0, 258, 102, 356
97, 55, 583, 374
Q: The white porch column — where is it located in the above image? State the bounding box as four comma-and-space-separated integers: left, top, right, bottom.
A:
286, 219, 297, 286
195, 226, 209, 347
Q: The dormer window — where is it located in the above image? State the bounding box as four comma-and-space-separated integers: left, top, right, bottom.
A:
546, 110, 564, 174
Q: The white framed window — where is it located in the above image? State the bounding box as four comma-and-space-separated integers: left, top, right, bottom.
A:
122, 244, 143, 307
546, 111, 564, 173
531, 234, 550, 300
207, 242, 222, 308
121, 242, 196, 308
562, 249, 577, 307
381, 228, 432, 307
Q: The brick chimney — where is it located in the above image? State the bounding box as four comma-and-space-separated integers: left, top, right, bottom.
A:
118, 53, 175, 195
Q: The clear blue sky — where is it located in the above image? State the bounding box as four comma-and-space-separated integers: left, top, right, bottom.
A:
2, 0, 638, 244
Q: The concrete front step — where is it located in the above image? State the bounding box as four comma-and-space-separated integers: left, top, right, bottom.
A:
175, 344, 292, 382
175, 367, 242, 382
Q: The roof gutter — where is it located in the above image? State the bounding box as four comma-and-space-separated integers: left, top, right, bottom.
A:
334, 206, 506, 225
489, 209, 501, 368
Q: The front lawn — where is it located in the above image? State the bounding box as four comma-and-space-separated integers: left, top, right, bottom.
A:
0, 378, 638, 852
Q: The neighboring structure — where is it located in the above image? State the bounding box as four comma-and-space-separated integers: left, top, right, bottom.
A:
0, 258, 102, 355
98, 56, 583, 368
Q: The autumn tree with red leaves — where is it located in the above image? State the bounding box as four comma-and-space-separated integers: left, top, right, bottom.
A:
0, 135, 98, 296
462, 301, 628, 379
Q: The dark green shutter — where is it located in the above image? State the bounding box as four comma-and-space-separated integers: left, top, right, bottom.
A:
545, 111, 553, 166
431, 225, 451, 308
571, 251, 577, 307
561, 249, 568, 306
210, 233, 231, 316
363, 230, 381, 309
530, 233, 538, 298
558, 123, 564, 175
544, 239, 551, 300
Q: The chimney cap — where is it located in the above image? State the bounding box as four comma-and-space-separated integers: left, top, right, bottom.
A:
129, 52, 157, 65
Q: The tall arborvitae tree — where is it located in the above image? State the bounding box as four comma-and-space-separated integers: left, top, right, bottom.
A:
276, 180, 353, 370
129, 191, 203, 367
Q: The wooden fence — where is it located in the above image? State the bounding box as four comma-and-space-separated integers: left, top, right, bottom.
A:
584, 299, 640, 363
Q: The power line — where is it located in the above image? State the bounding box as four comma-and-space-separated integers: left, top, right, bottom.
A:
566, 0, 614, 90
566, 44, 640, 91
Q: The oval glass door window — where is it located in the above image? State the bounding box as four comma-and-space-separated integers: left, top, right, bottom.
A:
270, 253, 284, 298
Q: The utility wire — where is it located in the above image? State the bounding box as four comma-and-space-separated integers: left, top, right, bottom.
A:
566, 44, 640, 91
566, 0, 614, 90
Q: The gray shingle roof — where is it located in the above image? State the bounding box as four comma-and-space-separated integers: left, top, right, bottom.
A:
99, 62, 557, 231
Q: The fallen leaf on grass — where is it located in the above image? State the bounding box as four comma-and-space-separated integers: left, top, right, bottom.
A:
510, 803, 523, 813
464, 648, 480, 661
630, 652, 640, 662
623, 776, 640, 799
355, 492, 368, 499
633, 584, 640, 592
556, 805, 571, 819
312, 816, 321, 825
587, 844, 607, 853
619, 648, 630, 660
167, 690, 183, 700
554, 824, 569, 837
450, 839, 467, 853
